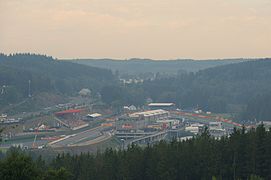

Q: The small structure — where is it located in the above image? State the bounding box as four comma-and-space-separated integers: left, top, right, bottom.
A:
55, 109, 83, 116
209, 122, 223, 130
129, 109, 169, 121
257, 121, 271, 131
146, 98, 153, 104
208, 122, 226, 138
54, 109, 88, 130
185, 126, 199, 134
148, 103, 175, 110
185, 123, 205, 135
55, 109, 83, 118
79, 88, 91, 97
194, 110, 203, 114
123, 105, 137, 112
86, 113, 102, 121
116, 109, 169, 131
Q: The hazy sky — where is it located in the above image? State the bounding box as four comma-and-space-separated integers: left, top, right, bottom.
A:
1, 0, 271, 59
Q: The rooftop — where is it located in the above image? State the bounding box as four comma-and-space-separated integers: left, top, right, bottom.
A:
87, 113, 102, 118
129, 109, 168, 118
148, 103, 175, 107
55, 109, 83, 115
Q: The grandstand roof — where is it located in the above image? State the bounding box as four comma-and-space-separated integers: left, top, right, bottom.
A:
148, 103, 175, 107
55, 109, 83, 115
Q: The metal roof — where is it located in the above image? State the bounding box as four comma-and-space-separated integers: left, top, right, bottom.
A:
129, 109, 168, 118
148, 103, 175, 106
87, 113, 102, 118
55, 109, 83, 115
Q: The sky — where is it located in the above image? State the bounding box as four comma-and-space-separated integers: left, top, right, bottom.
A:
0, 0, 271, 60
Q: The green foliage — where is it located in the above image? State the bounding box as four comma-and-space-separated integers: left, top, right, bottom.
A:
2, 54, 271, 122
249, 174, 264, 180
43, 167, 71, 180
74, 58, 271, 120
0, 148, 41, 180
44, 127, 270, 180
0, 148, 71, 180
89, 58, 271, 124
105, 59, 271, 121
140, 59, 271, 112
0, 53, 116, 110
72, 58, 247, 75
100, 85, 146, 107
0, 127, 270, 179
243, 92, 271, 121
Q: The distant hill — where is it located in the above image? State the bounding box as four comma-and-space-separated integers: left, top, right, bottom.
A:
2, 54, 270, 121
0, 53, 116, 113
98, 58, 271, 121
142, 59, 271, 121
67, 58, 250, 76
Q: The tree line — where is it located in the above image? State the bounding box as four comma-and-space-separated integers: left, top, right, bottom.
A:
1, 125, 270, 179
100, 59, 271, 122
1, 54, 271, 122
0, 53, 116, 111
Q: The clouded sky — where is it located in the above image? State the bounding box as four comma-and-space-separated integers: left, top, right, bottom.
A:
0, 0, 270, 59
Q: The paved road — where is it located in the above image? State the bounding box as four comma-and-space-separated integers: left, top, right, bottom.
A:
69, 131, 113, 147
49, 126, 110, 148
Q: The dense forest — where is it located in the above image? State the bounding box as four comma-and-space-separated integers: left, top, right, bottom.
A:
71, 58, 247, 77
1, 54, 271, 121
0, 125, 270, 180
0, 53, 116, 111
100, 59, 271, 122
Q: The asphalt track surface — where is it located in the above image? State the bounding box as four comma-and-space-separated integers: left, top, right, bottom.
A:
49, 126, 109, 147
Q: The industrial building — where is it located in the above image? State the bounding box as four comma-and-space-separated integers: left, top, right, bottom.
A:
129, 109, 169, 121
185, 123, 205, 135
208, 122, 226, 138
86, 113, 102, 121
54, 109, 88, 130
148, 103, 175, 110
55, 109, 84, 119
116, 109, 169, 131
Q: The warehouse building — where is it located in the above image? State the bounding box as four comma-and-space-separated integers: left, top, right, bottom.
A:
116, 109, 169, 131
148, 103, 175, 110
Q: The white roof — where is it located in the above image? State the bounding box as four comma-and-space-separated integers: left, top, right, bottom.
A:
87, 113, 102, 118
156, 120, 176, 123
209, 122, 222, 124
129, 109, 168, 118
148, 103, 175, 107
191, 123, 205, 127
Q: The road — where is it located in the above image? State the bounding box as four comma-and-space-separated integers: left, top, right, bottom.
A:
49, 125, 112, 148
0, 125, 113, 149
69, 131, 113, 147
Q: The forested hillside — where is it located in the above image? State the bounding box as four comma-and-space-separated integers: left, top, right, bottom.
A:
1, 54, 271, 121
0, 126, 270, 179
0, 54, 116, 110
70, 58, 247, 76
143, 59, 271, 112
100, 59, 271, 121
